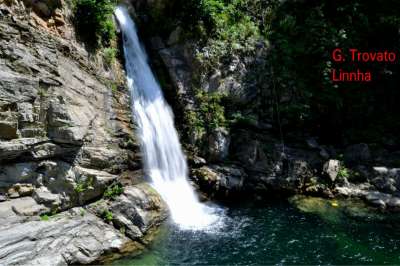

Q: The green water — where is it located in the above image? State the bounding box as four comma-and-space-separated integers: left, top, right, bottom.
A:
115, 200, 400, 265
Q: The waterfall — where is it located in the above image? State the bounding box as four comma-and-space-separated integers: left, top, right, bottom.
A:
114, 6, 218, 230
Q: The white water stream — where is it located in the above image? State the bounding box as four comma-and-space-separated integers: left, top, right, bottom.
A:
115, 6, 219, 230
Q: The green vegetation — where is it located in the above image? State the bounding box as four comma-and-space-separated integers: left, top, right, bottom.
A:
103, 47, 118, 65
102, 209, 113, 222
151, 0, 400, 145
74, 177, 94, 194
104, 183, 124, 200
265, 0, 400, 142
180, 0, 262, 72
184, 90, 227, 147
40, 214, 49, 221
337, 165, 350, 179
73, 0, 117, 49
196, 90, 227, 130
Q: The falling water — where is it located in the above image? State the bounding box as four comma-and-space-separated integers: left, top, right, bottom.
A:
114, 6, 219, 230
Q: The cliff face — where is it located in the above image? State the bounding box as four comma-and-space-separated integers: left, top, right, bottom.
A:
132, 0, 400, 210
0, 1, 167, 264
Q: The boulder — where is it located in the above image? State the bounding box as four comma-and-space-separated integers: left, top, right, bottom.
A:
323, 159, 340, 182
192, 165, 246, 198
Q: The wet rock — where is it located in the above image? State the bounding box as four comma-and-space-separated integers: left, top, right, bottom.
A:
373, 167, 389, 175
192, 165, 246, 198
371, 167, 400, 193
344, 143, 371, 164
110, 184, 168, 234
387, 197, 400, 208
335, 182, 372, 197
365, 191, 391, 208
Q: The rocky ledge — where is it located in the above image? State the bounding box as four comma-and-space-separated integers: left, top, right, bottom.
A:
0, 183, 167, 265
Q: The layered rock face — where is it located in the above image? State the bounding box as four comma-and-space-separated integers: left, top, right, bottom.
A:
0, 1, 167, 264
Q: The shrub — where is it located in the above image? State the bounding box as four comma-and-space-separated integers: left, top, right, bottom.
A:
103, 47, 117, 65
338, 165, 350, 179
103, 183, 124, 200
196, 90, 227, 130
73, 0, 116, 48
102, 210, 113, 222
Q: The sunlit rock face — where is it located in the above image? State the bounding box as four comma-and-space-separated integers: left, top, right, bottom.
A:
0, 1, 167, 264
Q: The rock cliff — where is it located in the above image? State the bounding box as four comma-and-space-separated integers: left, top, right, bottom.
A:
132, 0, 400, 212
0, 0, 167, 264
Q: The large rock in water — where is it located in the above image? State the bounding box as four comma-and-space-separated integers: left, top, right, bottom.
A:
0, 2, 166, 264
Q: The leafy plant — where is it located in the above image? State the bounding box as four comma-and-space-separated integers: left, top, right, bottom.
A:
338, 165, 350, 179
103, 183, 124, 200
40, 214, 49, 221
74, 177, 94, 194
102, 210, 113, 222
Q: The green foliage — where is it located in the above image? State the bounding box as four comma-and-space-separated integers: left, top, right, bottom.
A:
149, 0, 400, 144
74, 177, 94, 194
102, 209, 113, 222
75, 182, 86, 193
40, 214, 49, 221
337, 165, 350, 179
192, 0, 261, 70
267, 0, 400, 141
73, 0, 116, 48
103, 47, 117, 65
185, 110, 206, 139
229, 112, 258, 127
104, 183, 124, 200
196, 90, 226, 130
183, 91, 227, 149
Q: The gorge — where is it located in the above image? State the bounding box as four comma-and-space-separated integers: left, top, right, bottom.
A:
0, 0, 400, 265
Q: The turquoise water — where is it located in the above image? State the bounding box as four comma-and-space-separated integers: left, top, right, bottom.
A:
115, 200, 400, 265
